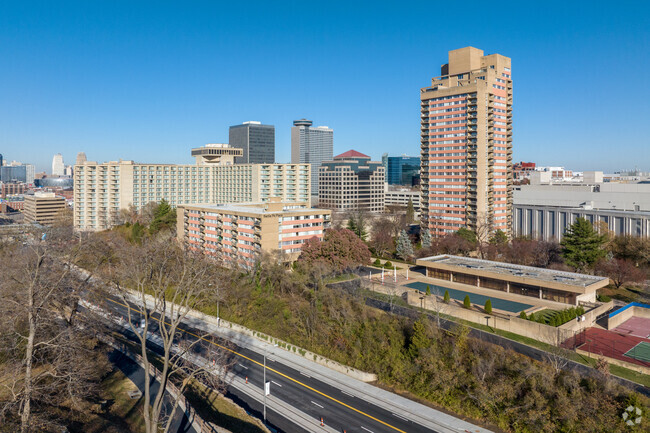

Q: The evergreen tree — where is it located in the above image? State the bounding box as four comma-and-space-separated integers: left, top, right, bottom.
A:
489, 229, 508, 245
484, 299, 492, 315
443, 290, 450, 304
456, 227, 478, 245
346, 212, 368, 241
561, 217, 606, 272
463, 295, 471, 309
405, 198, 415, 225
149, 199, 176, 235
420, 228, 432, 248
425, 285, 431, 296
519, 311, 527, 320
396, 230, 414, 260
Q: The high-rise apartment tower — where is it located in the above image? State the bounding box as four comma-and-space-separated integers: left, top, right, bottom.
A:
420, 47, 513, 236
291, 119, 333, 199
229, 121, 275, 164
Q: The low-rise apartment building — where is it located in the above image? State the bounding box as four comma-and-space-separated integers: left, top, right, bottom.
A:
74, 144, 311, 231
177, 198, 331, 266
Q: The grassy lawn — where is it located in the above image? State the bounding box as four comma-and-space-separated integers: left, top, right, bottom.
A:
97, 367, 146, 433
363, 290, 650, 388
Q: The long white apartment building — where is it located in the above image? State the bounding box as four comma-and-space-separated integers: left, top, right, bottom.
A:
74, 144, 311, 231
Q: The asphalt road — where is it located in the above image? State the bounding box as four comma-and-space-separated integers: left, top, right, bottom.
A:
102, 296, 445, 433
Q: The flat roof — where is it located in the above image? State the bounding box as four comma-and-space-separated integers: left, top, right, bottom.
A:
417, 255, 608, 288
181, 202, 328, 216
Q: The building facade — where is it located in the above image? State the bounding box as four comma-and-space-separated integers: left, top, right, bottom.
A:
417, 255, 609, 305
420, 47, 513, 236
178, 198, 331, 266
291, 119, 333, 198
384, 187, 420, 212
74, 145, 310, 231
386, 155, 420, 186
229, 121, 275, 164
0, 164, 35, 185
24, 192, 66, 225
318, 150, 385, 213
514, 182, 650, 239
52, 153, 65, 176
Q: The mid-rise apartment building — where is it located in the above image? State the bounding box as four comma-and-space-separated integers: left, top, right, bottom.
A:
318, 150, 385, 213
420, 47, 513, 236
291, 119, 333, 199
229, 121, 275, 164
74, 144, 310, 231
24, 192, 66, 225
178, 198, 331, 266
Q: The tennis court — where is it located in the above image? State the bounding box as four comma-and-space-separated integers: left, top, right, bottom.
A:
624, 341, 650, 363
613, 316, 650, 339
405, 281, 533, 313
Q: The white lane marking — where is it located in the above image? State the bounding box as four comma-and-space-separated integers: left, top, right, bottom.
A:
361, 427, 375, 433
311, 400, 324, 409
237, 363, 248, 369
300, 372, 311, 378
391, 412, 408, 421
271, 380, 282, 387
341, 390, 355, 398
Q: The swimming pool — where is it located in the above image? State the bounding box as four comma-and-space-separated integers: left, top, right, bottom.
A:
405, 282, 533, 313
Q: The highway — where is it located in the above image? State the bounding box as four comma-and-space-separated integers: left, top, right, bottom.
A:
100, 295, 488, 433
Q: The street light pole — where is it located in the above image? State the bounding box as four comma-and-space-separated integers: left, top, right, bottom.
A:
263, 346, 266, 423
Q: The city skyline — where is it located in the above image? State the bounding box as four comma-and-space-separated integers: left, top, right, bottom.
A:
1, 1, 648, 173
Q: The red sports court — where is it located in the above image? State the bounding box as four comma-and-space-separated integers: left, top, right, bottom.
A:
568, 328, 650, 368
612, 316, 650, 339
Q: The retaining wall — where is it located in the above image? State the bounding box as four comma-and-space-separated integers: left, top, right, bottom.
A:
607, 303, 650, 329
134, 292, 378, 383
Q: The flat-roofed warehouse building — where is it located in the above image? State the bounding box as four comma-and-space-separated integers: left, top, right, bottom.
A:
416, 255, 609, 305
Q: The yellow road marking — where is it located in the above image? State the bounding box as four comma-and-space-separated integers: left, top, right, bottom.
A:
105, 297, 408, 433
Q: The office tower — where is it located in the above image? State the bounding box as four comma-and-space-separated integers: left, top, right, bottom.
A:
0, 154, 3, 169
420, 47, 512, 236
24, 192, 67, 225
52, 153, 65, 176
291, 119, 333, 199
74, 144, 310, 231
178, 198, 331, 267
318, 150, 385, 212
386, 155, 421, 186
229, 121, 275, 164
3, 163, 35, 185
76, 152, 87, 165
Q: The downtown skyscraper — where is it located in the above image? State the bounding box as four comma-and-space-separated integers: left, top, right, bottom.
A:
420, 47, 513, 236
229, 121, 275, 164
291, 119, 333, 199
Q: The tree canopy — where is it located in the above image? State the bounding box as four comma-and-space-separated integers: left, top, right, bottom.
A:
561, 218, 606, 272
298, 228, 371, 272
396, 229, 414, 260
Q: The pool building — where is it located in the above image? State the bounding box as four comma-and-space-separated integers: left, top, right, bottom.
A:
416, 255, 609, 305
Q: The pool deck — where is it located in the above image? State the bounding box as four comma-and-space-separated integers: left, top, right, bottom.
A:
367, 265, 577, 316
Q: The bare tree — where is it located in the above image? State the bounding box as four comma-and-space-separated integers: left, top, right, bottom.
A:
0, 227, 110, 433
542, 332, 571, 374
111, 233, 232, 433
429, 286, 449, 328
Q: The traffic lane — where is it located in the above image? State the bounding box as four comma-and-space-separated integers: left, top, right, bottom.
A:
103, 297, 436, 433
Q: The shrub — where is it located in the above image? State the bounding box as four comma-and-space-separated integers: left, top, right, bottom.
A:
463, 295, 471, 309
384, 260, 393, 268
597, 294, 611, 302
373, 258, 382, 266
425, 285, 431, 296
528, 312, 535, 322
443, 290, 450, 304
484, 299, 492, 315
519, 311, 527, 319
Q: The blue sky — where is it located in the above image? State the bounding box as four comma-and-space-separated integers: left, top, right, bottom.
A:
1, 1, 648, 173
